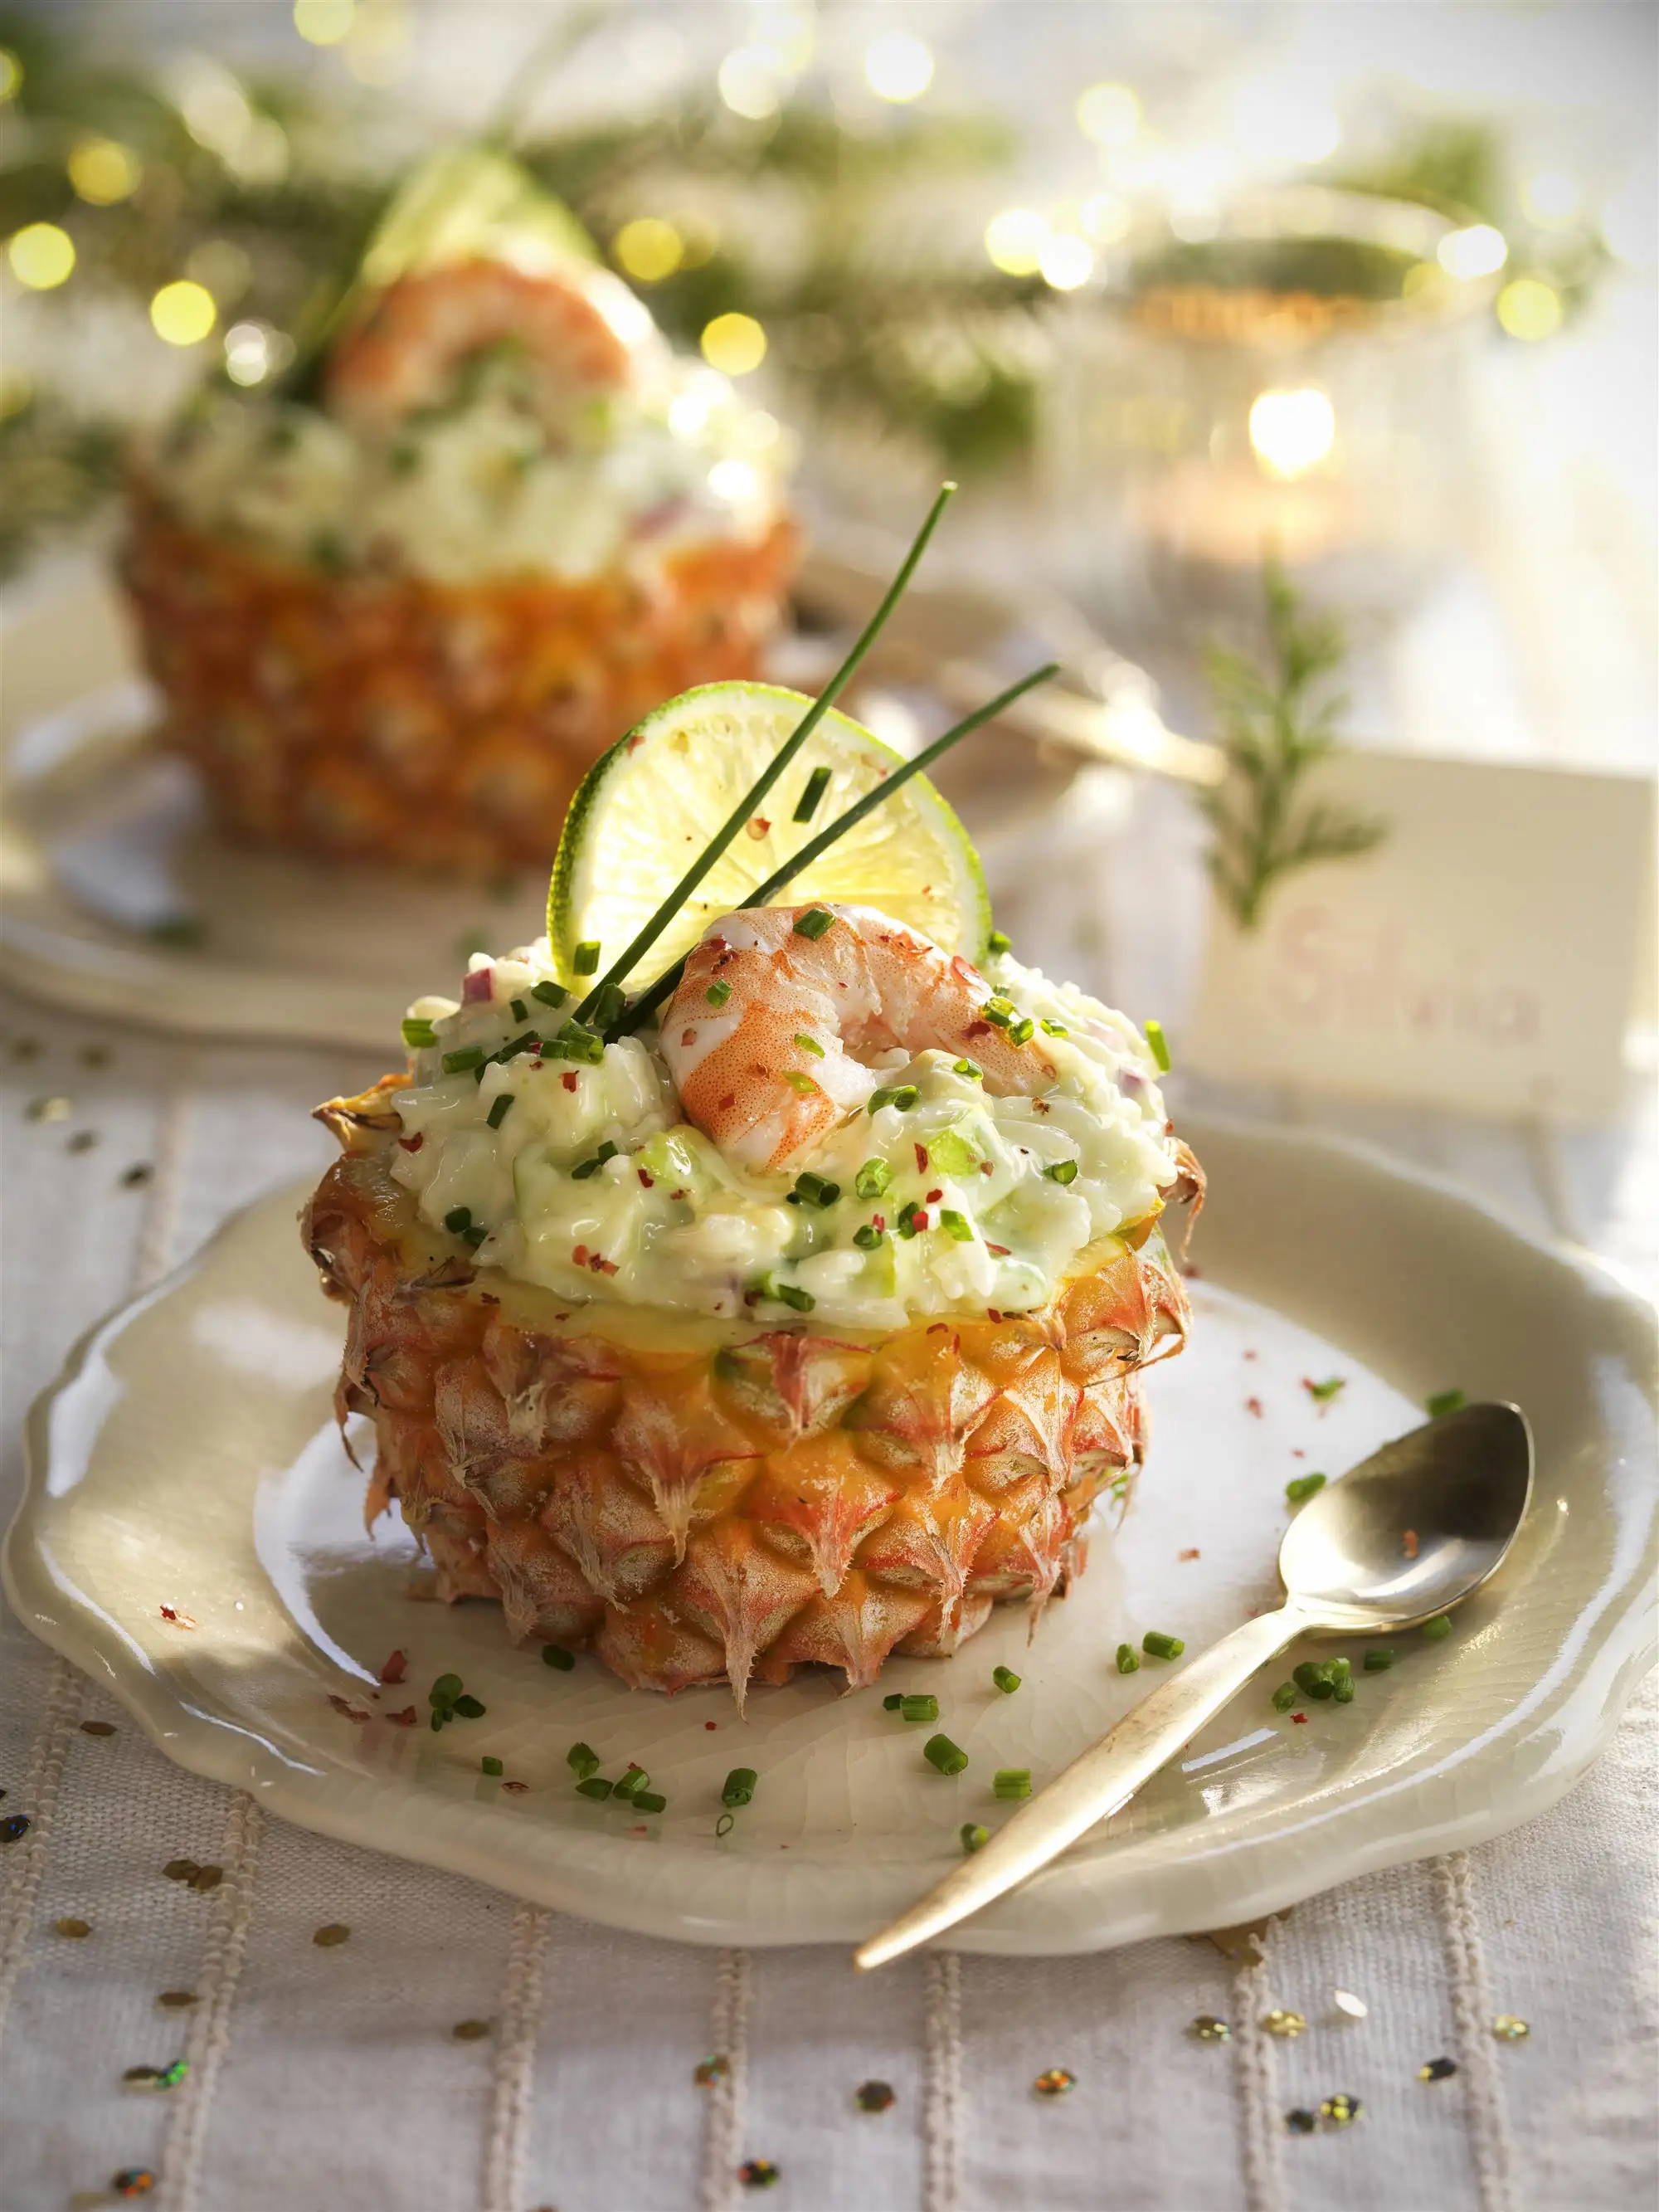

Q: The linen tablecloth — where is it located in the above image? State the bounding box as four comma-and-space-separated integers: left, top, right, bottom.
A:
2, 992, 1654, 2212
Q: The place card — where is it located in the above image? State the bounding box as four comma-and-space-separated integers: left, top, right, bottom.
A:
1182, 748, 1656, 1122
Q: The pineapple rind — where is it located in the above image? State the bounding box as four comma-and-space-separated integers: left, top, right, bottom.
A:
304, 1124, 1196, 1700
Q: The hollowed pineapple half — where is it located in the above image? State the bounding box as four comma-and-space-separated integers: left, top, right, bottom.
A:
120, 492, 797, 875
304, 1087, 1202, 1701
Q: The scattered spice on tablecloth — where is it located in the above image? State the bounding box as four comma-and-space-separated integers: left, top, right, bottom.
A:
187, 1865, 221, 1893
10, 1038, 40, 1060
1262, 2010, 1306, 2038
67, 1130, 100, 1153
121, 1162, 154, 1186
158, 1605, 196, 1630
379, 1649, 408, 1683
451, 2020, 492, 2040
27, 1095, 72, 1123
1190, 2016, 1231, 2041
1331, 1990, 1369, 2020
313, 1923, 350, 1947
386, 1706, 417, 1727
1302, 1376, 1346, 1406
81, 1044, 111, 1067
124, 2061, 187, 2093
1178, 1547, 1201, 1562
162, 1859, 197, 1883
1033, 2068, 1076, 2097
1245, 1396, 1263, 1417
328, 1695, 372, 1722
1418, 2057, 1458, 2081
157, 1992, 197, 2009
0, 1815, 27, 1844
854, 2080, 896, 2112
738, 2160, 779, 2189
1285, 2110, 1316, 2135
694, 2054, 729, 2087
112, 2172, 155, 2197
1320, 2093, 1362, 2127
54, 1917, 91, 1938
1492, 2015, 1530, 2041
80, 1720, 116, 1737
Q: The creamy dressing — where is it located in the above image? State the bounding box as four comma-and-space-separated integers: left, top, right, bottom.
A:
388, 934, 1182, 1331
154, 358, 785, 585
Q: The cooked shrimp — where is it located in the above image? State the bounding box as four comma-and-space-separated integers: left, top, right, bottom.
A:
325, 259, 655, 434
659, 904, 1058, 1174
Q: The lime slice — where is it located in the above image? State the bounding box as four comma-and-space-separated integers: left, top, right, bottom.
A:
547, 682, 990, 991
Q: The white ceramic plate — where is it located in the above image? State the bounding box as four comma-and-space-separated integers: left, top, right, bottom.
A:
7, 1116, 1655, 1951
0, 562, 1129, 1051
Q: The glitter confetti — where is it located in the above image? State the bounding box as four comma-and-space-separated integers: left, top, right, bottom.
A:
1190, 2016, 1231, 2042
27, 1095, 72, 1123
452, 2020, 492, 2040
123, 2061, 188, 2093
2, 1815, 32, 1844
112, 2173, 156, 2198
157, 1992, 198, 2010
1331, 1990, 1369, 2021
1033, 2068, 1076, 2098
1320, 2093, 1362, 2127
1418, 2057, 1458, 2082
80, 1720, 116, 1737
1492, 2015, 1530, 2041
738, 2160, 779, 2189
1285, 2109, 1317, 2135
1262, 2010, 1306, 2039
313, 1923, 351, 1947
54, 1917, 91, 1938
854, 2080, 896, 2112
694, 2054, 730, 2087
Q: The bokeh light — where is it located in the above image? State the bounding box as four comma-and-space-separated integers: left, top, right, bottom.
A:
294, 0, 354, 46
1039, 234, 1094, 291
718, 45, 787, 120
1520, 170, 1584, 228
1075, 83, 1141, 149
614, 217, 684, 284
864, 34, 934, 104
700, 312, 766, 376
69, 139, 143, 204
8, 223, 76, 290
0, 47, 21, 102
984, 208, 1048, 277
708, 457, 759, 504
1248, 387, 1335, 478
1081, 192, 1132, 246
150, 280, 217, 346
1438, 224, 1507, 280
1496, 278, 1564, 342
224, 320, 289, 386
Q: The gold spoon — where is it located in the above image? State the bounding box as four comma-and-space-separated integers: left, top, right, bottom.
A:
854, 1401, 1534, 1971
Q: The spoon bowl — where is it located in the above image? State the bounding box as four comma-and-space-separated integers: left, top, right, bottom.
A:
1279, 1400, 1534, 1629
856, 1402, 1535, 1971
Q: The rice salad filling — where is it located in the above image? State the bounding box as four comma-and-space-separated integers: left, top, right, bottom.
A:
389, 935, 1183, 1333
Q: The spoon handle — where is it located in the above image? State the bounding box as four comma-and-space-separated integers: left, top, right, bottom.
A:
854, 1603, 1306, 1971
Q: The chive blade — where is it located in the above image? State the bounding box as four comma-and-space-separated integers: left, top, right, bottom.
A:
615, 658, 1061, 1037
573, 483, 957, 1023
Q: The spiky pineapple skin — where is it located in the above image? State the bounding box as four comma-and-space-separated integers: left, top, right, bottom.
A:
120, 491, 797, 875
302, 1130, 1195, 1701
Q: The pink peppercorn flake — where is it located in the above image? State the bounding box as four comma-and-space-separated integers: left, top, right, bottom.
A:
397, 1134, 423, 1152
461, 967, 494, 1005
328, 1695, 372, 1722
1292, 1713, 1309, 1725
1245, 1397, 1263, 1418
379, 1650, 408, 1684
562, 1071, 578, 1092
915, 1144, 930, 1172
386, 1706, 417, 1727
638, 1169, 654, 1188
158, 1605, 197, 1630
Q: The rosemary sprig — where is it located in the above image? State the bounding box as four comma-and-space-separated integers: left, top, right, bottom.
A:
572, 483, 956, 1024
611, 659, 1060, 1038
1199, 563, 1387, 931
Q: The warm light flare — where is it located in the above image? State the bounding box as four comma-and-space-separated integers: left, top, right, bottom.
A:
1076, 82, 1140, 149
8, 222, 75, 290
700, 312, 766, 376
614, 217, 684, 284
1438, 224, 1507, 280
984, 208, 1048, 277
70, 139, 143, 205
150, 279, 217, 346
1039, 233, 1094, 291
294, 0, 354, 46
1496, 278, 1563, 342
1248, 387, 1335, 479
864, 33, 933, 104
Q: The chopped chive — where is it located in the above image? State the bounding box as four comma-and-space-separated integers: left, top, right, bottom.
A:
613, 1765, 649, 1801
1293, 1660, 1335, 1699
793, 765, 833, 822
1332, 1675, 1355, 1704
1007, 1016, 1035, 1045
542, 1644, 575, 1671
923, 1733, 969, 1776
572, 940, 601, 975
983, 1001, 1014, 1030
773, 1281, 815, 1313
705, 979, 732, 1007
793, 1032, 825, 1058
453, 1694, 485, 1718
992, 1768, 1032, 1800
882, 1693, 903, 1711
781, 1070, 819, 1095
631, 1791, 667, 1815
952, 1057, 982, 1079
895, 1201, 922, 1240
854, 1223, 886, 1250
461, 1224, 488, 1249
1363, 1649, 1395, 1672
481, 1756, 504, 1776
938, 1209, 974, 1243
587, 982, 627, 1035
1145, 1018, 1171, 1071
1286, 1473, 1327, 1505
531, 981, 568, 1010
1039, 1018, 1068, 1036
868, 1084, 919, 1115
486, 1094, 514, 1130
899, 1694, 939, 1724
575, 1776, 613, 1800
1426, 1388, 1467, 1418
1141, 1630, 1185, 1661
1328, 1656, 1352, 1688
1044, 1160, 1079, 1186
443, 1206, 473, 1236
1116, 1643, 1140, 1674
987, 929, 1011, 956
789, 1171, 840, 1207
589, 486, 960, 1030
722, 1767, 757, 1807
854, 1158, 892, 1200
1421, 1615, 1453, 1641
510, 997, 528, 1021
1272, 1680, 1297, 1712
430, 1672, 463, 1704
442, 1046, 486, 1074
1304, 1376, 1346, 1403
554, 1019, 605, 1065
613, 655, 1060, 1040
793, 908, 834, 940
401, 1016, 437, 1050
961, 1822, 989, 1854
566, 1742, 600, 1780
992, 1665, 1021, 1694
